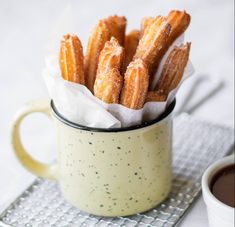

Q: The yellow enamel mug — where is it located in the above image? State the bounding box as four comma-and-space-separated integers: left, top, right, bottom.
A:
11, 99, 175, 217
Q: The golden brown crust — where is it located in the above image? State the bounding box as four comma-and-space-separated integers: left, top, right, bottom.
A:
96, 37, 124, 73
94, 37, 124, 103
59, 34, 85, 84
140, 16, 155, 37
94, 68, 123, 103
134, 16, 171, 77
84, 20, 111, 92
146, 91, 167, 102
166, 10, 191, 45
123, 29, 140, 71
104, 15, 127, 46
154, 42, 191, 94
121, 59, 149, 109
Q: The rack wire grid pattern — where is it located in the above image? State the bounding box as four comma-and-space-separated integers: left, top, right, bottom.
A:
0, 113, 234, 227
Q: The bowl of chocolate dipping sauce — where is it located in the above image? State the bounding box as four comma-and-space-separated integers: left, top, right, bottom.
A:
202, 154, 235, 227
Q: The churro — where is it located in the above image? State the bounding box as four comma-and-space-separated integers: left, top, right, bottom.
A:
94, 37, 124, 103
134, 16, 171, 76
104, 15, 127, 46
121, 59, 149, 109
96, 37, 124, 73
59, 34, 85, 84
166, 10, 191, 45
140, 16, 154, 36
84, 20, 111, 92
123, 29, 140, 71
154, 42, 191, 95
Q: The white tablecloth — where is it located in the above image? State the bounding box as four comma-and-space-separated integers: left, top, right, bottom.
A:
0, 0, 234, 226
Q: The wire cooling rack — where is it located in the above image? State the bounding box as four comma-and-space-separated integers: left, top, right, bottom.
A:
0, 113, 234, 227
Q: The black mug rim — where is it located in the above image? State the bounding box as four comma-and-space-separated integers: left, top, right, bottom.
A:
50, 99, 176, 132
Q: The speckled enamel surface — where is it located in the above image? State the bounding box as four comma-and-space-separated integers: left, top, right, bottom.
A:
54, 115, 172, 217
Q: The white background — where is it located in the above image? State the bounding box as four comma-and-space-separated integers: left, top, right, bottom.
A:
0, 0, 234, 226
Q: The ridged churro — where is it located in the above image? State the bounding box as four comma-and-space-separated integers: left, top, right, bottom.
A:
154, 42, 191, 94
94, 37, 124, 103
121, 59, 149, 109
84, 20, 111, 92
166, 10, 191, 45
59, 34, 85, 84
104, 15, 127, 46
123, 29, 140, 71
134, 16, 171, 77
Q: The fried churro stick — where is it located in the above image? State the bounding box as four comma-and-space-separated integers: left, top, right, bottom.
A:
140, 16, 155, 36
121, 59, 149, 109
123, 29, 140, 71
154, 42, 191, 94
84, 20, 111, 92
94, 37, 124, 103
104, 15, 127, 46
59, 34, 85, 84
134, 16, 171, 77
166, 10, 191, 45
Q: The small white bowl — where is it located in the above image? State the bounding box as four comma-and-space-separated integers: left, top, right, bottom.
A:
202, 154, 235, 227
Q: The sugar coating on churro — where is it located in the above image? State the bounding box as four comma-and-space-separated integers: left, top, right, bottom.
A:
94, 68, 123, 104
96, 37, 124, 73
155, 42, 191, 94
103, 15, 127, 46
59, 34, 85, 84
94, 37, 124, 104
134, 16, 171, 77
121, 59, 149, 109
166, 10, 191, 46
123, 29, 140, 71
84, 20, 111, 92
140, 16, 155, 37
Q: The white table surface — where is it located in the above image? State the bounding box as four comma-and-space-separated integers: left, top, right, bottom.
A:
0, 0, 234, 226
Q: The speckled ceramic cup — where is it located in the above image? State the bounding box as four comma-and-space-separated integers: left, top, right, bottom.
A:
11, 99, 175, 217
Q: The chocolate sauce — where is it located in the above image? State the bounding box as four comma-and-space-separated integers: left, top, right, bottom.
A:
210, 164, 235, 207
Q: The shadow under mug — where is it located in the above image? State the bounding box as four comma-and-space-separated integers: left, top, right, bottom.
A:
11, 99, 176, 217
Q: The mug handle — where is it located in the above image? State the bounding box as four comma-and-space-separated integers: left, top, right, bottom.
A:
11, 99, 58, 180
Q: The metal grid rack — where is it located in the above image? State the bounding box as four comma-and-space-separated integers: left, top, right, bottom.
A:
0, 114, 234, 227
